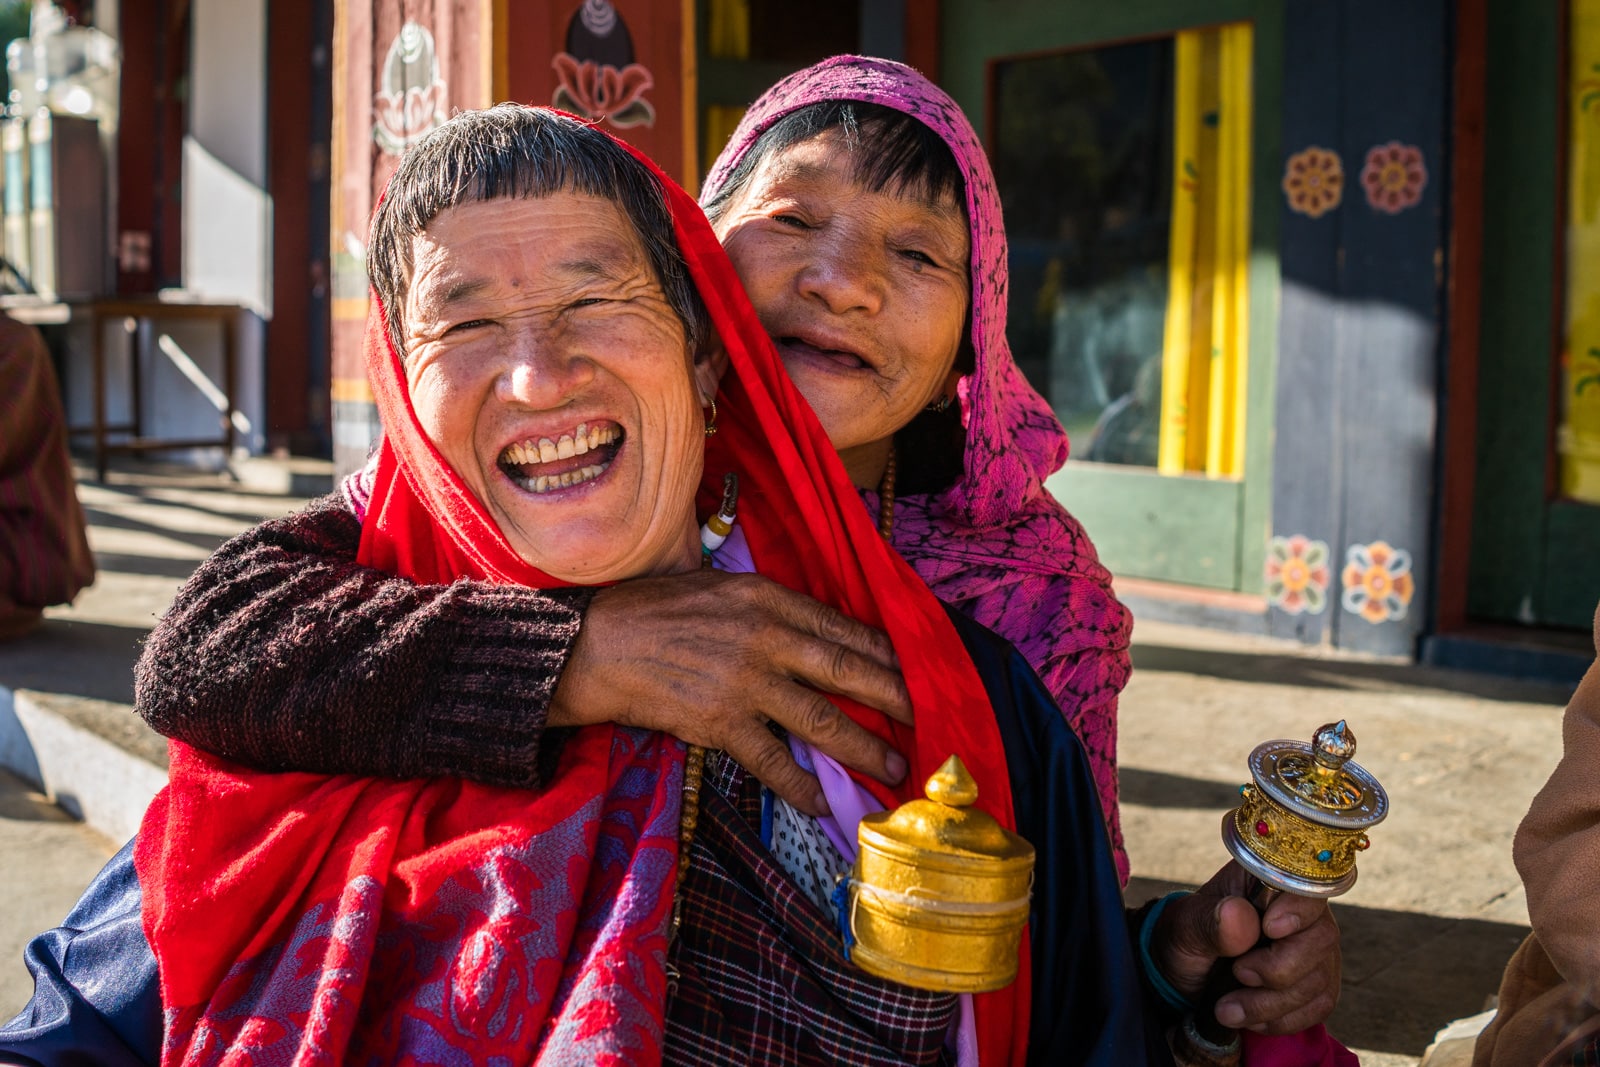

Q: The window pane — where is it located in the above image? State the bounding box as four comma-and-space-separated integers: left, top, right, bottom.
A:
993, 24, 1253, 476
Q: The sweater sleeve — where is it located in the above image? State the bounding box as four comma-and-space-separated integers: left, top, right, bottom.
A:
134, 493, 596, 786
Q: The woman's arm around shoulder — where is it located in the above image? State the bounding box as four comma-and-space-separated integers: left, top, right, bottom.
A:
135, 494, 915, 802
134, 493, 596, 785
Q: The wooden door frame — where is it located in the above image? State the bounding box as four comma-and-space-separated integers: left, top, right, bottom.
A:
1430, 0, 1487, 634
265, 0, 333, 455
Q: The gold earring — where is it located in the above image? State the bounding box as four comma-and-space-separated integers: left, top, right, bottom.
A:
704, 396, 718, 437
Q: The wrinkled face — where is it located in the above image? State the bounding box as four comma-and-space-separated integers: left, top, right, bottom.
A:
713, 131, 971, 473
403, 193, 714, 584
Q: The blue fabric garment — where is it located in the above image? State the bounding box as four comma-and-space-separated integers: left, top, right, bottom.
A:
942, 606, 1172, 1067
0, 614, 1169, 1067
0, 838, 161, 1065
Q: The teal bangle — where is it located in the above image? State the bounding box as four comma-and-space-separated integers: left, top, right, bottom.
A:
1139, 891, 1197, 1013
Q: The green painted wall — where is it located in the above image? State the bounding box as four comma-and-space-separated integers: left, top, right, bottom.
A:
1047, 465, 1243, 587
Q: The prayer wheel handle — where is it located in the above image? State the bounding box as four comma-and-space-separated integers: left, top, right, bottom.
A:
1175, 722, 1389, 1064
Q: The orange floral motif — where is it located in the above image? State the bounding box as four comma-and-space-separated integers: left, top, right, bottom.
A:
1282, 147, 1344, 219
1265, 535, 1330, 615
1340, 541, 1414, 624
1360, 142, 1428, 215
552, 52, 656, 129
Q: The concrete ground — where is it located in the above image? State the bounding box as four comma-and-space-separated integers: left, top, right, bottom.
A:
1117, 622, 1570, 1065
0, 462, 1579, 1064
0, 767, 116, 1015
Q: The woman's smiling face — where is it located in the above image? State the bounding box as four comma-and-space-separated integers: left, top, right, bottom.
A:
401, 193, 716, 584
712, 130, 971, 485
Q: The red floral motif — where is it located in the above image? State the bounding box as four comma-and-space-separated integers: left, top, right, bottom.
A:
1282, 147, 1343, 219
1360, 142, 1427, 215
552, 52, 656, 129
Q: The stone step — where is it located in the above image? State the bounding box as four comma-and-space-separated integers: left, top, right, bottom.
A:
0, 688, 165, 845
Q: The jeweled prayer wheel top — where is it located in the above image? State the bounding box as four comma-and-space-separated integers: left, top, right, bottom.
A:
1223, 720, 1390, 898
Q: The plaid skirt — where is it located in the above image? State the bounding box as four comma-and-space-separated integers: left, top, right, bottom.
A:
664, 754, 957, 1066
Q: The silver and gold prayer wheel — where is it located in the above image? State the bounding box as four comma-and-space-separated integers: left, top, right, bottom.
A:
1223, 720, 1388, 898
845, 755, 1035, 993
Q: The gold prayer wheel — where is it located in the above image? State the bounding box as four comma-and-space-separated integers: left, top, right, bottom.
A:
1223, 720, 1389, 898
846, 755, 1035, 993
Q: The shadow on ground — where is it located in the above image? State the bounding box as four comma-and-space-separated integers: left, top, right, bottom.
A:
0, 769, 74, 823
0, 619, 147, 704
1121, 767, 1246, 809
80, 504, 243, 554
1132, 643, 1575, 706
1126, 876, 1525, 1057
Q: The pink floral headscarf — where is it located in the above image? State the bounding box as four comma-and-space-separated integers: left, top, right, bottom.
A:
703, 55, 1134, 883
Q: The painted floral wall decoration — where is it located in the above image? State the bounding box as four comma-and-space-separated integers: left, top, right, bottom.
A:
1341, 541, 1415, 624
552, 0, 656, 128
1282, 147, 1344, 218
1360, 142, 1428, 214
373, 21, 449, 157
1265, 535, 1331, 615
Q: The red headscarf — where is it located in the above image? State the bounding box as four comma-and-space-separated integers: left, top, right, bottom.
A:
136, 110, 1026, 1066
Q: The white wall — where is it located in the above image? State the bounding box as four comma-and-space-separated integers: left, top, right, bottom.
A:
176, 0, 270, 456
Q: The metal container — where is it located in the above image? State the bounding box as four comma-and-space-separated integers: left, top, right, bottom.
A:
847, 755, 1034, 992
1223, 720, 1389, 897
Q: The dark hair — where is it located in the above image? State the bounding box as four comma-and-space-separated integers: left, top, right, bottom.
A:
368, 104, 708, 359
702, 101, 966, 225
705, 101, 974, 496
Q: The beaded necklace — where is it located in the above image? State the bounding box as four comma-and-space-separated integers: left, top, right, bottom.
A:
670, 559, 714, 946
671, 446, 897, 946
877, 443, 897, 541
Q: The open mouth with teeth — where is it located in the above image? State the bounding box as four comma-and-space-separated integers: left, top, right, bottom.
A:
497, 421, 624, 495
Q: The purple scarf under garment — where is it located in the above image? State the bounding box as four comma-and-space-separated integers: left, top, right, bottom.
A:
702, 55, 1133, 883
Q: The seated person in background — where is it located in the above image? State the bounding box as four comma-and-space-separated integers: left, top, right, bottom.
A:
1, 105, 1342, 1067
0, 310, 93, 638
1474, 603, 1600, 1066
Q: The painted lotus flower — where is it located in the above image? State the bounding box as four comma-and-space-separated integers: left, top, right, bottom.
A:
374, 80, 448, 155
552, 53, 656, 129
1341, 540, 1415, 624
372, 21, 449, 157
1282, 147, 1344, 219
1265, 535, 1331, 615
1360, 142, 1428, 215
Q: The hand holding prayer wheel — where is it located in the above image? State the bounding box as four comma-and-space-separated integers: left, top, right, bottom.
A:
1174, 721, 1389, 1064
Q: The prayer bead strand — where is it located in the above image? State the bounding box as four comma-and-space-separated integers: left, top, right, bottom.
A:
670, 743, 706, 946
878, 444, 896, 541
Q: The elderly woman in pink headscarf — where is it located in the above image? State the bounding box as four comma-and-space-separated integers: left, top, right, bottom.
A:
130, 57, 1343, 1052
696, 55, 1131, 873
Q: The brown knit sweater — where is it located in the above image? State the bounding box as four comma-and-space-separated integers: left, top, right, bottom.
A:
134, 493, 595, 786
